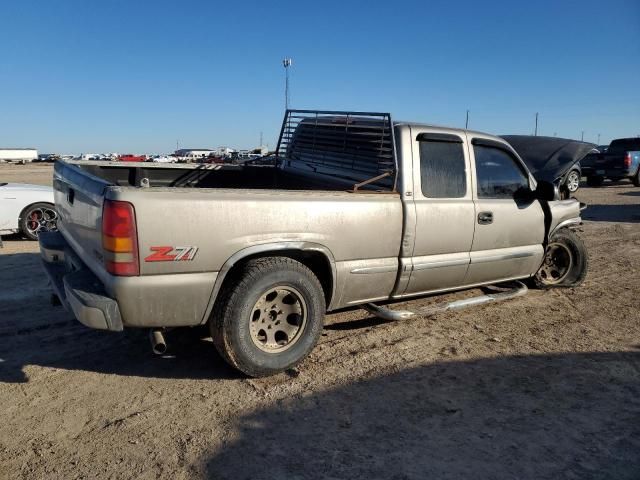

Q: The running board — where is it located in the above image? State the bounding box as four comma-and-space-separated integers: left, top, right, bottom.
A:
362, 281, 528, 321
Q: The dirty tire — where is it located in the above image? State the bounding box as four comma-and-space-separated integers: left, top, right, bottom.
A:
211, 257, 326, 377
632, 170, 640, 187
532, 228, 588, 289
586, 175, 604, 187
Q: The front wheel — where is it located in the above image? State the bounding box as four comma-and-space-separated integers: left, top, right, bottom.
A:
19, 202, 58, 240
565, 170, 580, 193
532, 229, 588, 289
211, 257, 326, 377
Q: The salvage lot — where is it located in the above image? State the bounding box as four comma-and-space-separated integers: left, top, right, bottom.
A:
1, 163, 639, 479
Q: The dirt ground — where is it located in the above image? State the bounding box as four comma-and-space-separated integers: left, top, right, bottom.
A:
1, 163, 639, 479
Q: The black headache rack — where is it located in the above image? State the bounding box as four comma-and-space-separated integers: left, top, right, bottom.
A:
275, 109, 398, 192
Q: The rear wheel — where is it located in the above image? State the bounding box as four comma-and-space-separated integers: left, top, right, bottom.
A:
211, 257, 326, 377
19, 202, 58, 240
632, 170, 640, 187
586, 175, 604, 187
533, 229, 588, 289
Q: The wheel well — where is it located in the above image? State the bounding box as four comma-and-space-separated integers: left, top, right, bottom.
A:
219, 250, 334, 306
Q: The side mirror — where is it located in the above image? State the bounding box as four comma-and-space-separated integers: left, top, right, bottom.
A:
536, 180, 559, 201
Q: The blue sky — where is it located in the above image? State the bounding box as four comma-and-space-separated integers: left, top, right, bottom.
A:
1, 0, 638, 154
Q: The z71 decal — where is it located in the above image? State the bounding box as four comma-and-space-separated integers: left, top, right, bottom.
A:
145, 246, 198, 262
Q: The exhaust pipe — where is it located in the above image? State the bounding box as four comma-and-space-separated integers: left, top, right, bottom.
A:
149, 329, 167, 355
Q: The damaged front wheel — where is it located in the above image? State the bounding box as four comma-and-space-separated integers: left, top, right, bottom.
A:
532, 228, 588, 289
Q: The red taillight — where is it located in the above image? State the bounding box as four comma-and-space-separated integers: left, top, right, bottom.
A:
102, 200, 139, 276
624, 153, 632, 168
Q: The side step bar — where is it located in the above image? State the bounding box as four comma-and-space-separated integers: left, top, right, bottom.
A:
362, 281, 528, 321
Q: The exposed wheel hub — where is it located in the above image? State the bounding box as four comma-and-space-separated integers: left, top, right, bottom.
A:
539, 242, 573, 285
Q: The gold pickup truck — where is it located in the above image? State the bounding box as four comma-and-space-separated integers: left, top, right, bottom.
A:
40, 109, 588, 376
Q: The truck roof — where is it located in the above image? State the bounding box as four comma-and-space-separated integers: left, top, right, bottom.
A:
393, 121, 499, 140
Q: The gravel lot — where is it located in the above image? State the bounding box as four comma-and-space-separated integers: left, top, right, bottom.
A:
1, 163, 639, 479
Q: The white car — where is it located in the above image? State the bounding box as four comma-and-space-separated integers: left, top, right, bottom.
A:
151, 155, 175, 163
0, 183, 58, 240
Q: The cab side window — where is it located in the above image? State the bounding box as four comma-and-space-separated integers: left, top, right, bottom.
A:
473, 145, 529, 199
419, 136, 466, 198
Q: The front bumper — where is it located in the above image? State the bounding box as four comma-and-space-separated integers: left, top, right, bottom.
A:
39, 231, 123, 331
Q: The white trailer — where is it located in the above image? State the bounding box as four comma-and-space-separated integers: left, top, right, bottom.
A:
0, 148, 38, 163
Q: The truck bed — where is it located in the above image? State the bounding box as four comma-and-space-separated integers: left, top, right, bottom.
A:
63, 160, 394, 193
51, 159, 403, 327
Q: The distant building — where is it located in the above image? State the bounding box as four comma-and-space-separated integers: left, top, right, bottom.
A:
0, 148, 38, 163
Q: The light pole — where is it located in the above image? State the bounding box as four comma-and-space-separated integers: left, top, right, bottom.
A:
283, 58, 292, 111
465, 110, 469, 129
581, 131, 584, 141
597, 133, 601, 144
534, 112, 538, 136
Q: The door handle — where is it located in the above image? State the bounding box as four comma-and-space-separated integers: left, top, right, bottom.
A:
478, 211, 493, 225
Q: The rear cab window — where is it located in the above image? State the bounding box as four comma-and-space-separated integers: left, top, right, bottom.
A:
608, 139, 640, 155
417, 133, 467, 198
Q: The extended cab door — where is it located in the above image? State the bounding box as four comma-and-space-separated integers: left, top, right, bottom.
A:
402, 128, 476, 295
465, 137, 545, 285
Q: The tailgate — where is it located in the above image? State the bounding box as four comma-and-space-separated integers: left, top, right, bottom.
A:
53, 161, 112, 278
593, 153, 624, 168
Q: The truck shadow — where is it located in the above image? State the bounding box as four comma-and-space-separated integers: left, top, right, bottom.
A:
203, 350, 640, 480
0, 252, 397, 383
0, 252, 240, 383
581, 204, 640, 223
0, 322, 241, 384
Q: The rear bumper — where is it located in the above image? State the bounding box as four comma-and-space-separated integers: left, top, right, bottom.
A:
582, 166, 634, 178
40, 231, 123, 331
39, 230, 218, 330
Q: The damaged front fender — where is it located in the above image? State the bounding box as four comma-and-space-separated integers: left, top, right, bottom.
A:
547, 199, 582, 240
